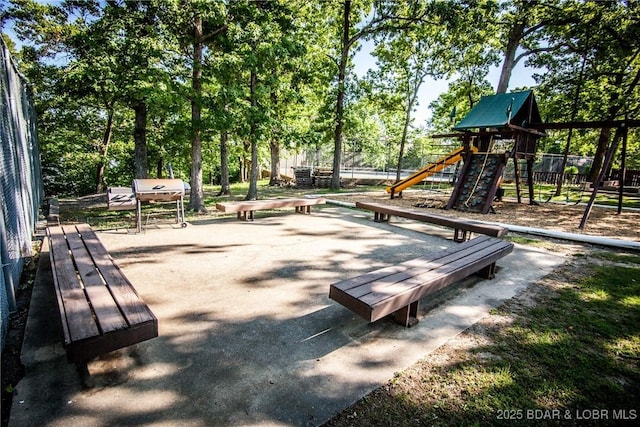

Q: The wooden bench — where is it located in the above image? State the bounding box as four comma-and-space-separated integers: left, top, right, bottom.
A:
329, 235, 514, 327
356, 201, 508, 242
47, 198, 60, 225
216, 197, 326, 221
47, 224, 158, 380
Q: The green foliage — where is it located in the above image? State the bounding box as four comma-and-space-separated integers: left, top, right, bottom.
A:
3, 0, 639, 196
564, 165, 578, 175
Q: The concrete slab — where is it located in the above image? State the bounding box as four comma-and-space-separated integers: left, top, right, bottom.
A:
11, 207, 564, 426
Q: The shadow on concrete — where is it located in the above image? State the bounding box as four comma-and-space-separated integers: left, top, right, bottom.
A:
10, 207, 563, 426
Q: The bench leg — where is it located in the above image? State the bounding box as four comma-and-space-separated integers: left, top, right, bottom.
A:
393, 300, 420, 327
76, 362, 95, 388
374, 212, 390, 222
238, 211, 253, 221
454, 229, 468, 242
478, 262, 497, 279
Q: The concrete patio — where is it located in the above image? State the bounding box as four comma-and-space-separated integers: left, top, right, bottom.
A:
10, 206, 563, 426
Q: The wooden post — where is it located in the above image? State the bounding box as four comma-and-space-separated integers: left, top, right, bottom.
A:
526, 157, 537, 205
513, 156, 522, 204
617, 125, 628, 215
579, 127, 622, 229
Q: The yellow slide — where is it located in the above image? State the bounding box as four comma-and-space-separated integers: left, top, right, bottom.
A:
386, 146, 478, 195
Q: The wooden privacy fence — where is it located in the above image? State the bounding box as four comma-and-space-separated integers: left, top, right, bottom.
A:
531, 172, 588, 185
610, 169, 640, 187
531, 171, 640, 187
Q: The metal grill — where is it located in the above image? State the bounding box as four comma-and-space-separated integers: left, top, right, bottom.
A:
132, 179, 187, 232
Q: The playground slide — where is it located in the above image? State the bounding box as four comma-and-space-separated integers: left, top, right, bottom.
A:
386, 146, 478, 195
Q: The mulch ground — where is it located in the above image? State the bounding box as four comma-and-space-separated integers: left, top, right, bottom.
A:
328, 191, 640, 242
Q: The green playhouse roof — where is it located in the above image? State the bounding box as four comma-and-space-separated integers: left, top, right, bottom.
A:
453, 90, 541, 130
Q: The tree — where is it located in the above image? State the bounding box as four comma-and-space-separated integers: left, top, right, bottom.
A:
369, 3, 471, 181
328, 0, 436, 189
222, 0, 305, 200
531, 0, 640, 182
495, 0, 551, 93
180, 2, 227, 212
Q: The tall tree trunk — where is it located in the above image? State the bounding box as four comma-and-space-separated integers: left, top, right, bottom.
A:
587, 72, 629, 183
156, 159, 163, 178
218, 131, 230, 195
189, 15, 207, 213
555, 51, 587, 196
496, 21, 525, 94
589, 128, 612, 183
246, 70, 259, 200
240, 141, 250, 182
269, 80, 281, 186
95, 108, 114, 193
270, 140, 281, 185
133, 100, 148, 179
331, 0, 351, 190
395, 76, 423, 182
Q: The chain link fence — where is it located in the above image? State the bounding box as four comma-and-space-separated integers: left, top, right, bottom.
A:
1, 38, 43, 349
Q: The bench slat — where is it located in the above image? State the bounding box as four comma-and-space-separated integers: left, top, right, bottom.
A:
62, 225, 129, 334
364, 242, 513, 321
332, 236, 496, 297
76, 224, 157, 326
48, 227, 100, 343
329, 236, 514, 323
355, 201, 507, 238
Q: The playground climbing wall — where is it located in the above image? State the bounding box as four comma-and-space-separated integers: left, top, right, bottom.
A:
448, 154, 505, 214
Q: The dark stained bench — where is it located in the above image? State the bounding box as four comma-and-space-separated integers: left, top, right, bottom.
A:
356, 201, 508, 242
329, 235, 514, 327
47, 224, 158, 381
47, 198, 60, 225
216, 197, 326, 221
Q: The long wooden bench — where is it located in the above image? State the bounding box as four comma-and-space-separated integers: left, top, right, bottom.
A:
329, 235, 514, 327
47, 224, 158, 380
216, 197, 326, 221
356, 201, 508, 242
47, 198, 60, 225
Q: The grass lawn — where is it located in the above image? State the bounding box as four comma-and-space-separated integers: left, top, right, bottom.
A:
63, 180, 386, 228
324, 250, 640, 426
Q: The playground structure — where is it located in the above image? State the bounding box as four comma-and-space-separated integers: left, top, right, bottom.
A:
411, 89, 639, 224
386, 146, 478, 198
392, 90, 545, 214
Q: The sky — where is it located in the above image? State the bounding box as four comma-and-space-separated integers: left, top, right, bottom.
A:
353, 39, 539, 127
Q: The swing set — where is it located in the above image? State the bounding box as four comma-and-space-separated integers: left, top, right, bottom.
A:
423, 90, 639, 228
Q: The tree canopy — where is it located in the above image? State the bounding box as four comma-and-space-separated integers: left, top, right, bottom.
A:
2, 0, 638, 199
